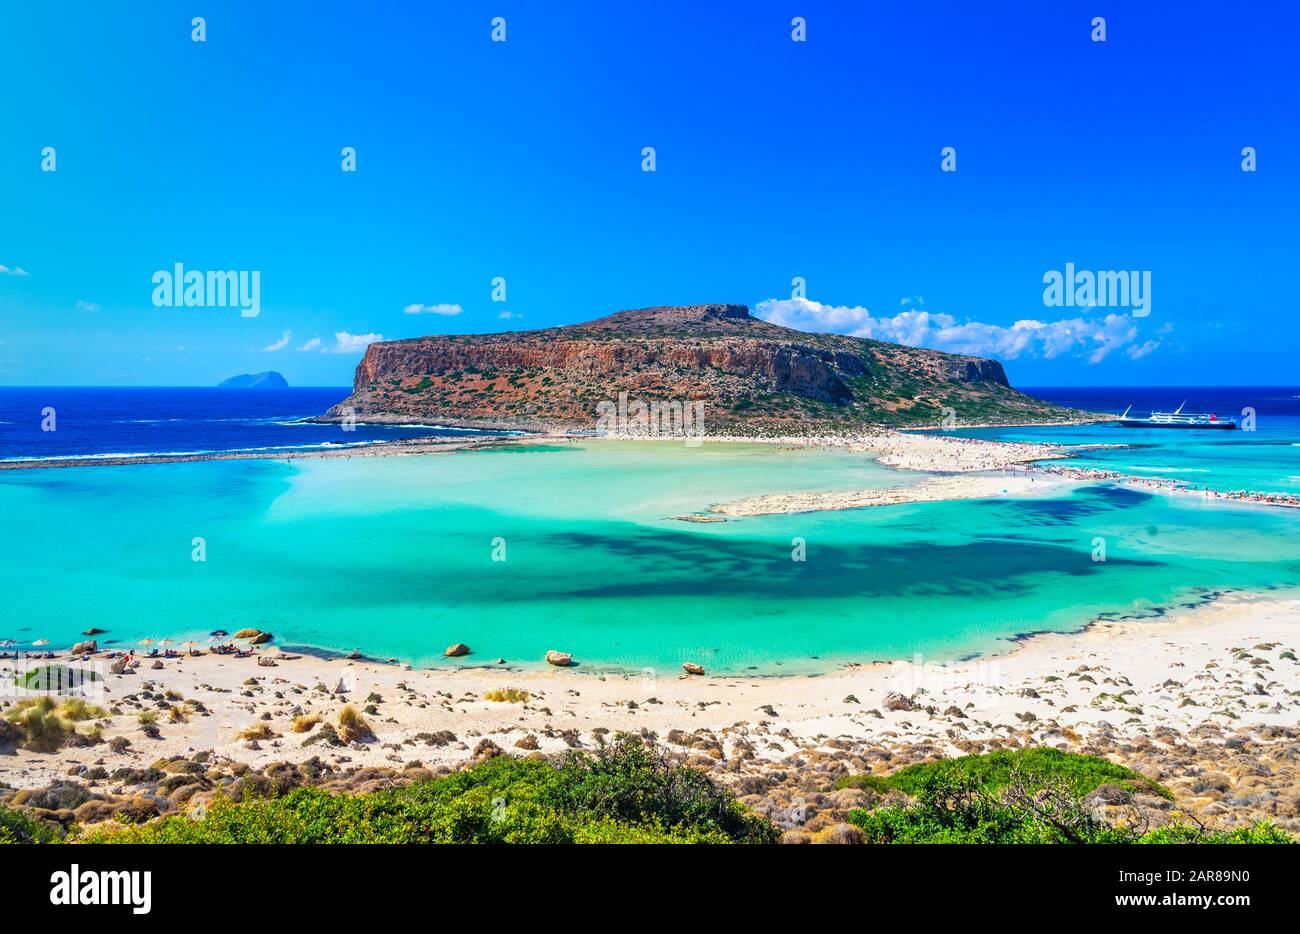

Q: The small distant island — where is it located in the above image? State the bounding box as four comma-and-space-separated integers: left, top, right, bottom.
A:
217, 371, 289, 389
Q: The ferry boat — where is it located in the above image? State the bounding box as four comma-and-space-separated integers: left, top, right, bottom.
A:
1118, 401, 1238, 430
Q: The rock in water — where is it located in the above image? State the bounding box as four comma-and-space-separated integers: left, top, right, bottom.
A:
682, 662, 706, 676
445, 643, 471, 657
233, 628, 261, 639
545, 650, 573, 667
249, 631, 274, 644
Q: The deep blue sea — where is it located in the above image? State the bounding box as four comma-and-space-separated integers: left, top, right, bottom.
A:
0, 387, 508, 462
1, 386, 1296, 497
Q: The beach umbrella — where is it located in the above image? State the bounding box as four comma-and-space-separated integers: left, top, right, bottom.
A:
139, 638, 154, 645
32, 639, 49, 646
181, 640, 202, 655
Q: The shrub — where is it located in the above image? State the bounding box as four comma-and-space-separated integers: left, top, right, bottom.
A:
0, 805, 60, 844
336, 705, 374, 744
837, 748, 1170, 801
846, 764, 1294, 845
1, 696, 106, 753
237, 724, 277, 741
484, 688, 529, 703
54, 698, 107, 722
848, 771, 1132, 844
78, 734, 776, 844
1137, 821, 1295, 845
290, 714, 321, 733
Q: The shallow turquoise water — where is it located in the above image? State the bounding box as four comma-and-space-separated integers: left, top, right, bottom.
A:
956, 386, 1300, 496
2, 442, 1297, 674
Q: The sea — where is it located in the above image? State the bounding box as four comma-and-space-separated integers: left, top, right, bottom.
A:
0, 387, 507, 462
0, 386, 1296, 673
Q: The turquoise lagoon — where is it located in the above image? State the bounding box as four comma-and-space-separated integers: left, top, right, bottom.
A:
2, 441, 1298, 674
968, 386, 1300, 496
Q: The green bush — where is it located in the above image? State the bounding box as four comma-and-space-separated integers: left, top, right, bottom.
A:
0, 805, 59, 844
1137, 822, 1295, 845
847, 769, 1293, 845
835, 748, 1171, 800
75, 735, 778, 844
848, 772, 1133, 844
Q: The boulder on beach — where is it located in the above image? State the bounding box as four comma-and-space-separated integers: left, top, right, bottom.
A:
883, 691, 918, 712
545, 650, 573, 667
682, 662, 706, 676
257, 657, 277, 667
445, 643, 471, 658
70, 640, 97, 656
233, 628, 261, 639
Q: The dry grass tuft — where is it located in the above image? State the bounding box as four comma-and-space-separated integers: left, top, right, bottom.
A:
336, 704, 374, 744
236, 723, 278, 741
1, 696, 109, 752
484, 688, 530, 703
290, 713, 321, 734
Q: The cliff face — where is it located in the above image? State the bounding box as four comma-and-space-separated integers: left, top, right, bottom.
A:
327, 304, 1067, 432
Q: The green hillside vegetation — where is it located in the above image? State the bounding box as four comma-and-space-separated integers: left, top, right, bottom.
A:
834, 747, 1172, 800
72, 736, 777, 844
1, 742, 1290, 845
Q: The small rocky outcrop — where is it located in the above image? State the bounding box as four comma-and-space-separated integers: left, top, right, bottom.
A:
883, 692, 918, 712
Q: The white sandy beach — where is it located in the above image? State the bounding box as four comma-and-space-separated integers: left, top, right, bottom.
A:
3, 590, 1297, 832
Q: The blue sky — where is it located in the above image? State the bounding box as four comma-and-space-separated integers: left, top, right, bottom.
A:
1, 1, 1296, 387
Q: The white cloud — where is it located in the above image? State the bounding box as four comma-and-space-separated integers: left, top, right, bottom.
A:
75, 300, 100, 312
1126, 339, 1160, 360
404, 303, 463, 316
326, 331, 384, 354
755, 297, 1161, 365
261, 330, 292, 352
297, 336, 322, 352
0, 265, 29, 277
497, 310, 522, 320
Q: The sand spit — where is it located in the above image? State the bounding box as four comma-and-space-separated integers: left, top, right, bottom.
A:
709, 473, 1063, 517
